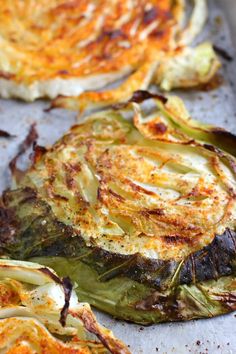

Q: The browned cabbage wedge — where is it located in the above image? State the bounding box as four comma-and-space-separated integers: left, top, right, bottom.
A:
0, 93, 235, 324
0, 259, 129, 354
0, 0, 220, 103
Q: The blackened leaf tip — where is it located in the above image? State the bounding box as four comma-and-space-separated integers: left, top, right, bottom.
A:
213, 45, 233, 62
130, 90, 168, 104
9, 123, 38, 179
0, 129, 16, 139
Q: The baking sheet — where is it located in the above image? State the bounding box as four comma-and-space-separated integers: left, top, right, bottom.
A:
0, 0, 235, 353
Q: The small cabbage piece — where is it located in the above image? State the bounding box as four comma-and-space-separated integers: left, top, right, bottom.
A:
0, 259, 129, 354
156, 42, 221, 91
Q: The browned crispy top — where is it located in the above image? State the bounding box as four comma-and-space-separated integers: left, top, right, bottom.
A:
0, 0, 179, 83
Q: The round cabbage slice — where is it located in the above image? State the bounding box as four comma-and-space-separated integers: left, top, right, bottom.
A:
0, 92, 235, 324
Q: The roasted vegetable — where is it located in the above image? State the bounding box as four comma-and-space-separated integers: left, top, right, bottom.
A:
0, 92, 235, 324
0, 259, 129, 353
0, 0, 219, 103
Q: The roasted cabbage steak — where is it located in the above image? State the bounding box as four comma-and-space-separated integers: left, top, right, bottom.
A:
0, 0, 220, 104
0, 92, 235, 324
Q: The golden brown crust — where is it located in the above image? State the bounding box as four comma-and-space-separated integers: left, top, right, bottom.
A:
0, 0, 176, 83
0, 317, 93, 353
